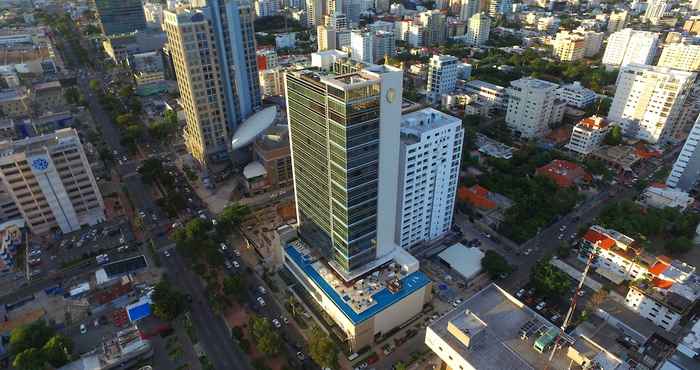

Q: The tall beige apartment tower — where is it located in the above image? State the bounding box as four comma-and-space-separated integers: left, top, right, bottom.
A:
164, 9, 229, 165
164, 0, 261, 167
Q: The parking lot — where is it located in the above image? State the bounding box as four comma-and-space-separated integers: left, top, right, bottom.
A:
32, 219, 136, 275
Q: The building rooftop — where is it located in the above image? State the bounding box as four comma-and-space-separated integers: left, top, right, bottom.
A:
231, 106, 278, 150
465, 80, 505, 92
285, 241, 430, 324
510, 77, 560, 91
0, 127, 78, 158
535, 159, 590, 188
400, 108, 460, 143
427, 283, 570, 370
575, 116, 608, 131
475, 133, 514, 159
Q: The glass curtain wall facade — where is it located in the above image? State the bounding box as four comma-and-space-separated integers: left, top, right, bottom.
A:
287, 71, 382, 274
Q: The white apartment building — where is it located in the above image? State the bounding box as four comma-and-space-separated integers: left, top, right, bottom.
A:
350, 30, 373, 63
565, 116, 610, 156
143, 2, 164, 29
505, 78, 560, 138
537, 16, 560, 33
305, 0, 323, 27
667, 115, 700, 191
407, 23, 424, 47
396, 108, 463, 250
608, 64, 696, 144
463, 80, 507, 109
427, 54, 458, 104
557, 81, 597, 108
553, 31, 585, 62
601, 29, 659, 69
0, 128, 105, 235
607, 10, 628, 33
579, 225, 649, 284
576, 28, 604, 57
657, 43, 700, 72
624, 258, 698, 331
644, 0, 668, 25
317, 25, 336, 51
459, 0, 479, 20
466, 12, 490, 46
255, 0, 280, 17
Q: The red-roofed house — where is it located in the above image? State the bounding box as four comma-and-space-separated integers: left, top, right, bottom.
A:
458, 185, 513, 225
459, 185, 497, 210
535, 159, 591, 188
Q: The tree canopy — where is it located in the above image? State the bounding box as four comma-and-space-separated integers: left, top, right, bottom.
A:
603, 125, 622, 146
151, 281, 187, 321
530, 259, 572, 298
481, 250, 512, 278
248, 315, 282, 355
307, 326, 339, 369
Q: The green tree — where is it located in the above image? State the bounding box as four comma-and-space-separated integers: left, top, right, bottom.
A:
88, 79, 101, 92
248, 315, 281, 355
64, 87, 81, 105
481, 250, 511, 278
223, 275, 246, 300
9, 320, 54, 355
308, 326, 339, 369
115, 113, 136, 127
665, 237, 693, 255
217, 203, 250, 232
138, 158, 165, 184
603, 125, 622, 146
394, 362, 407, 370
118, 85, 134, 98
151, 281, 187, 321
12, 348, 46, 370
42, 335, 73, 367
530, 259, 571, 298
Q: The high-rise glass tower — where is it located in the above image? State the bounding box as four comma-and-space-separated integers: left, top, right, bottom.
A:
94, 0, 148, 36
285, 60, 403, 277
164, 0, 261, 166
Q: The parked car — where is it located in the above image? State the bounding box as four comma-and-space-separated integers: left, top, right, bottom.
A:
80, 324, 87, 334
272, 319, 281, 328
257, 297, 266, 306
516, 289, 526, 298
536, 301, 547, 311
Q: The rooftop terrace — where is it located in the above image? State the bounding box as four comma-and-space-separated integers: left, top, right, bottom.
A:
285, 241, 430, 324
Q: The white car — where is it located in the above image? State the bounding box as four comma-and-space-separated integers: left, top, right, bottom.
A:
164, 250, 171, 257
257, 297, 266, 306
80, 324, 87, 334
516, 289, 525, 298
272, 318, 281, 328
233, 260, 240, 268
536, 301, 547, 311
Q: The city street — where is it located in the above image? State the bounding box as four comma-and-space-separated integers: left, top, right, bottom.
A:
161, 249, 253, 370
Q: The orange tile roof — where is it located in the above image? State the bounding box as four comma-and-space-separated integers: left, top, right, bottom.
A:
536, 160, 590, 188
458, 185, 497, 210
649, 260, 670, 276
652, 277, 674, 289
583, 229, 615, 250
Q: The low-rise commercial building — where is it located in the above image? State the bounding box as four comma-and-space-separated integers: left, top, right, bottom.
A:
640, 184, 694, 210
557, 82, 597, 109
425, 283, 571, 370
536, 159, 590, 188
463, 80, 507, 109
